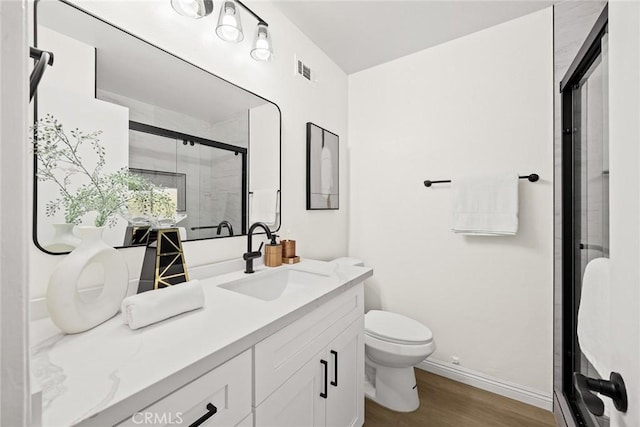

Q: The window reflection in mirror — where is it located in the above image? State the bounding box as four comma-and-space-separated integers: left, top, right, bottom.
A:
34, 0, 281, 253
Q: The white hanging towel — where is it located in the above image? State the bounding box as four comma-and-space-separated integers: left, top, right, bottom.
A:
451, 172, 519, 235
250, 188, 279, 226
577, 257, 611, 377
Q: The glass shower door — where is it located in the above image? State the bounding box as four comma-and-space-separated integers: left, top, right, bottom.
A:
563, 30, 610, 427
574, 35, 609, 427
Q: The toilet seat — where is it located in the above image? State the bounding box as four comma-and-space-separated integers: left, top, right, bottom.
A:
365, 310, 433, 345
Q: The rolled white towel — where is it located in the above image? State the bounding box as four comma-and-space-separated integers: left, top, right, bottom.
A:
121, 280, 204, 330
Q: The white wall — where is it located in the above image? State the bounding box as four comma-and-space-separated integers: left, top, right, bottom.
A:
29, 0, 349, 300
348, 8, 553, 395
609, 2, 640, 425
1, 1, 31, 424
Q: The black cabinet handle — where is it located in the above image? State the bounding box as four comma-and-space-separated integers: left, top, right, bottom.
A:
330, 350, 338, 387
320, 359, 328, 399
189, 402, 218, 427
573, 372, 628, 416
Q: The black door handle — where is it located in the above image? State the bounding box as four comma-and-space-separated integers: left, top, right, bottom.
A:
189, 402, 217, 427
330, 350, 338, 387
573, 372, 628, 416
320, 359, 328, 398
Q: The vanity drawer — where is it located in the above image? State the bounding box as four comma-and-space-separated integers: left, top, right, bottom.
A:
254, 283, 364, 405
118, 350, 252, 427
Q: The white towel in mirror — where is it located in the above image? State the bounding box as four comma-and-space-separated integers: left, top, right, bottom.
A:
250, 188, 279, 226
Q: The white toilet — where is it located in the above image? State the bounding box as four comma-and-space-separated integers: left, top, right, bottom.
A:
364, 310, 435, 412
331, 258, 436, 412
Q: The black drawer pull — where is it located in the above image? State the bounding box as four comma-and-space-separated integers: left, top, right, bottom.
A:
189, 402, 217, 427
320, 359, 328, 399
330, 350, 338, 387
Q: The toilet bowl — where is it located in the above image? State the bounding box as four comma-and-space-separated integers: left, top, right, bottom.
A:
364, 310, 435, 412
330, 258, 436, 413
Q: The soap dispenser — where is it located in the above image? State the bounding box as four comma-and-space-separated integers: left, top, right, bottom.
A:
264, 234, 283, 267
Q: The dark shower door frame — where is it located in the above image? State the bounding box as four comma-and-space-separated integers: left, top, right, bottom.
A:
557, 5, 609, 427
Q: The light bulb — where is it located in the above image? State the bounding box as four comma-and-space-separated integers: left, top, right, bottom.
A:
216, 1, 244, 43
220, 13, 240, 41
171, 0, 213, 18
251, 24, 273, 61
179, 0, 198, 17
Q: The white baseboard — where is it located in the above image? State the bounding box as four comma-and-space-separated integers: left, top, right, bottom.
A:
417, 359, 553, 411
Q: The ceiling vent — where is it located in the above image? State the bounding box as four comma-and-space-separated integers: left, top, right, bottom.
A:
294, 55, 317, 86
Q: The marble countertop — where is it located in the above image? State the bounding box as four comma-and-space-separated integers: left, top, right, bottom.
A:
31, 259, 373, 427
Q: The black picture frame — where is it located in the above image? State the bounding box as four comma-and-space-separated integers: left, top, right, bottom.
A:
306, 122, 339, 210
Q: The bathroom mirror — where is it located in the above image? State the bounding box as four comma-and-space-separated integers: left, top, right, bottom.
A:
33, 0, 281, 254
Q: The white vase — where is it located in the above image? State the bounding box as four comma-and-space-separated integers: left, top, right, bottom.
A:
47, 226, 129, 334
43, 223, 82, 252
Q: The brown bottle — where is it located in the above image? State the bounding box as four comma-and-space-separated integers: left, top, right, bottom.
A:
264, 234, 282, 267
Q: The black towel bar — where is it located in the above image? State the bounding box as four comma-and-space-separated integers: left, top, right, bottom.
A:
424, 173, 539, 188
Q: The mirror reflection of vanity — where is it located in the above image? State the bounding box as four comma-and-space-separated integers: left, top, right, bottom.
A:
34, 0, 281, 253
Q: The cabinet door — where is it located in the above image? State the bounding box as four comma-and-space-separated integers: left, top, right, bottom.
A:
325, 317, 364, 427
255, 350, 327, 427
254, 284, 364, 405
117, 351, 251, 427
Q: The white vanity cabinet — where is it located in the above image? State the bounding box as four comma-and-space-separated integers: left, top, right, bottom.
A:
116, 350, 252, 427
32, 260, 372, 427
324, 319, 364, 427
254, 284, 365, 427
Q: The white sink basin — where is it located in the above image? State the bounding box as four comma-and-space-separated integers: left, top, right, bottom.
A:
219, 268, 331, 301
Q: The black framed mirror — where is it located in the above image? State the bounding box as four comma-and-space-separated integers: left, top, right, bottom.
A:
33, 0, 281, 254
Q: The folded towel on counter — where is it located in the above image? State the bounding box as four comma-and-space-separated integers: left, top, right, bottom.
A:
451, 172, 519, 236
121, 280, 204, 330
577, 258, 611, 377
250, 188, 279, 226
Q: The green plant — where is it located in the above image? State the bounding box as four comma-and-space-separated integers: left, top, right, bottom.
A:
31, 114, 104, 224
31, 115, 173, 227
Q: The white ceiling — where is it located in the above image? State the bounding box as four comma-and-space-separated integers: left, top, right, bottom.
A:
273, 1, 555, 74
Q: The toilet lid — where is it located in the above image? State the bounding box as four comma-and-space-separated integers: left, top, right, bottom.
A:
365, 310, 433, 345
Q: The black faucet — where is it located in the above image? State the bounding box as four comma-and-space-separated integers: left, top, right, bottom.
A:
243, 222, 273, 274
216, 221, 234, 237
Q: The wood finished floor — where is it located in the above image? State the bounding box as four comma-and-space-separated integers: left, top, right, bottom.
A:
364, 369, 556, 427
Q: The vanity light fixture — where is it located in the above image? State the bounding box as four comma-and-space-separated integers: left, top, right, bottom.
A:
171, 0, 213, 19
171, 0, 273, 61
251, 23, 273, 61
216, 1, 244, 42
